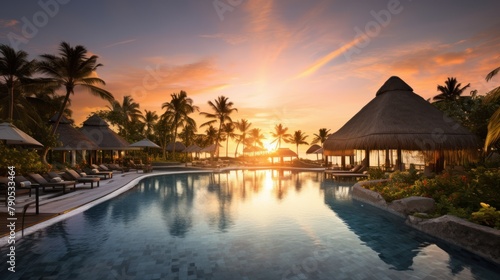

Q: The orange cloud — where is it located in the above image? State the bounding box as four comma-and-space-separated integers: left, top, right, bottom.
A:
0, 19, 18, 28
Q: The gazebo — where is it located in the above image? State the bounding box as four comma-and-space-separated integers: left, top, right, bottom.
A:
80, 114, 132, 163
323, 76, 479, 172
50, 114, 98, 166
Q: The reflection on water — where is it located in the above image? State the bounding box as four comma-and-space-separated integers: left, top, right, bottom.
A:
1, 170, 499, 279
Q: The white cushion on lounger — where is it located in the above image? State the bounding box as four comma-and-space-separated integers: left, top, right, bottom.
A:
50, 177, 62, 182
19, 181, 31, 188
79, 172, 87, 177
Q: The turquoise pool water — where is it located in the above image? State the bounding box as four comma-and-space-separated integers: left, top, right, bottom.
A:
2, 170, 499, 279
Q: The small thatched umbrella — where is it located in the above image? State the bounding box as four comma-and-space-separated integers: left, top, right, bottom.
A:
166, 141, 186, 152
183, 144, 202, 161
50, 114, 98, 166
271, 148, 298, 164
323, 76, 479, 171
306, 144, 323, 161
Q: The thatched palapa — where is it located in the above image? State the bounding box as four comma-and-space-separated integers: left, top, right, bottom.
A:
80, 114, 131, 150
323, 76, 479, 155
50, 114, 98, 151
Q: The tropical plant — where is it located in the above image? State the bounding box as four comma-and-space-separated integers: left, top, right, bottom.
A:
37, 42, 113, 163
221, 122, 236, 157
200, 96, 237, 158
141, 109, 158, 138
249, 128, 265, 153
234, 119, 251, 157
270, 123, 291, 149
484, 66, 500, 150
433, 77, 470, 102
0, 44, 37, 121
161, 90, 198, 158
311, 128, 331, 145
287, 130, 309, 158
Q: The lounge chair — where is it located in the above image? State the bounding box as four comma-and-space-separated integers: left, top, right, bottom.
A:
27, 173, 76, 193
106, 163, 128, 173
0, 176, 33, 206
84, 167, 113, 179
58, 170, 100, 189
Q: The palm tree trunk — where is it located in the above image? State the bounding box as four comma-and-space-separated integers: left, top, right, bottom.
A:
8, 81, 14, 121
42, 89, 71, 164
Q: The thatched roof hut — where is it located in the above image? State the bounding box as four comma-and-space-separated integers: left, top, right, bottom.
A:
323, 76, 479, 169
80, 114, 130, 150
166, 141, 186, 152
50, 114, 98, 151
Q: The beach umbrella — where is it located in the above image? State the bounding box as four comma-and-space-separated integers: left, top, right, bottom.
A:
130, 138, 161, 149
306, 144, 323, 161
166, 141, 186, 152
0, 122, 43, 146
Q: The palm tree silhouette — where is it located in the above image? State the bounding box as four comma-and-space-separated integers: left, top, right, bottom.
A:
287, 130, 309, 158
271, 123, 291, 149
0, 44, 37, 121
311, 128, 331, 145
234, 119, 251, 157
484, 66, 500, 150
433, 77, 470, 102
162, 90, 198, 159
222, 122, 236, 157
200, 96, 238, 159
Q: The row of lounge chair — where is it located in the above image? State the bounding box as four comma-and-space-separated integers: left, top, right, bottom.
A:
324, 164, 369, 180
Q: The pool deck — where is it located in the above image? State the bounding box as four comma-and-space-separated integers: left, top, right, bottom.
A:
1, 164, 326, 239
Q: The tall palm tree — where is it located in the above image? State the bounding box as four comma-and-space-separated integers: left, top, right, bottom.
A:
234, 119, 251, 157
433, 77, 470, 102
106, 95, 143, 139
311, 128, 331, 145
249, 128, 265, 153
141, 109, 158, 138
287, 130, 309, 158
222, 122, 236, 157
200, 96, 238, 158
38, 42, 113, 135
484, 66, 500, 150
161, 90, 199, 158
0, 44, 37, 121
271, 123, 291, 149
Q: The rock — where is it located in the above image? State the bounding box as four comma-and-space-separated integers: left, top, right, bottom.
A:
406, 215, 500, 264
388, 196, 435, 216
352, 184, 387, 207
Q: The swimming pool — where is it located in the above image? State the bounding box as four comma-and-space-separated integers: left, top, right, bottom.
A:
2, 170, 499, 279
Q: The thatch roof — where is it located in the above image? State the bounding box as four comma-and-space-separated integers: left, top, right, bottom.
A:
50, 115, 98, 151
79, 114, 131, 150
271, 148, 298, 158
306, 144, 322, 154
323, 76, 479, 153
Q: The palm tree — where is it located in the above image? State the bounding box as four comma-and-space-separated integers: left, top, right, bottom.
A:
0, 44, 37, 121
200, 96, 238, 158
38, 42, 113, 135
222, 122, 236, 157
484, 66, 500, 150
106, 95, 143, 139
270, 123, 291, 149
433, 77, 470, 102
161, 90, 199, 158
234, 119, 251, 157
287, 130, 309, 158
311, 128, 331, 145
141, 109, 158, 138
249, 128, 265, 153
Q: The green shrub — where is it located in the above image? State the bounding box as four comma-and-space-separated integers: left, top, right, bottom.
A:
471, 203, 500, 229
0, 145, 48, 175
367, 168, 386, 180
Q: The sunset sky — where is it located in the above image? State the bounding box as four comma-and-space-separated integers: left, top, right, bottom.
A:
1, 0, 499, 155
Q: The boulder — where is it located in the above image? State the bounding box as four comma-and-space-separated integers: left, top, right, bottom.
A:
352, 184, 387, 207
388, 196, 435, 216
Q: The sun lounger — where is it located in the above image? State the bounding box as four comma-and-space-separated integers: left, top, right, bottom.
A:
84, 167, 113, 179
58, 170, 100, 189
27, 173, 76, 193
106, 163, 127, 172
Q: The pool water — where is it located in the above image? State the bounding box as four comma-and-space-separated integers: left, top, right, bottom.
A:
2, 170, 499, 279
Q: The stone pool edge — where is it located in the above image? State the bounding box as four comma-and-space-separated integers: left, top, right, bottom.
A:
351, 180, 500, 265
